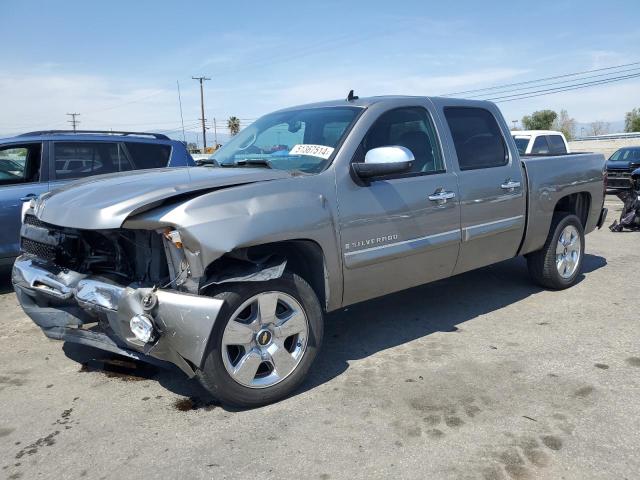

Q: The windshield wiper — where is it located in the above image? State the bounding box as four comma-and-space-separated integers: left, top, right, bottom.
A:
220, 158, 273, 169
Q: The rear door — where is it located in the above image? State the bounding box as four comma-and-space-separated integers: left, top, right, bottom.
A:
439, 105, 526, 275
0, 142, 48, 260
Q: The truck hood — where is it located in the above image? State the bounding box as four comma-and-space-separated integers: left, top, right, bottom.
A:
607, 159, 640, 170
35, 167, 291, 229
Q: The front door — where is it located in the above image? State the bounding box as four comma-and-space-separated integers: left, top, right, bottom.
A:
336, 105, 461, 306
0, 142, 47, 260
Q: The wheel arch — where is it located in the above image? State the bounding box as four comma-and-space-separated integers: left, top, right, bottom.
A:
200, 239, 330, 311
553, 192, 591, 228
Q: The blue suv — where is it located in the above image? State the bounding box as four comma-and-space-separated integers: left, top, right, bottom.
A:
0, 130, 194, 266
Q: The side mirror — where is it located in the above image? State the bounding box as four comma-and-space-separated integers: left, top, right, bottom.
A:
352, 146, 414, 179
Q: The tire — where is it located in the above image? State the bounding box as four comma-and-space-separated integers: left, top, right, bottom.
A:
527, 213, 585, 290
196, 272, 323, 408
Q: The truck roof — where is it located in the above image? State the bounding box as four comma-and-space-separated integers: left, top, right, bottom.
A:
276, 95, 497, 112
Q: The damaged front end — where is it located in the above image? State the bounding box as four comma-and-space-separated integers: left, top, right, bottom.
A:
12, 212, 224, 377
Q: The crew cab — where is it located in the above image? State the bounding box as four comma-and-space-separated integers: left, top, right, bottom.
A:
605, 146, 640, 191
0, 130, 194, 266
12, 96, 607, 407
512, 130, 570, 156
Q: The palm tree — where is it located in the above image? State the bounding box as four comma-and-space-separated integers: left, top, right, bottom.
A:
227, 116, 240, 136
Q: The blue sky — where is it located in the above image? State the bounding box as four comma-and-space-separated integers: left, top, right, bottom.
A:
1, 0, 639, 143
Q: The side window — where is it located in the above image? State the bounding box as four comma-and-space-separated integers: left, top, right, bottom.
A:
547, 135, 567, 154
531, 136, 550, 154
360, 107, 444, 175
125, 142, 172, 169
444, 107, 508, 170
0, 143, 42, 185
54, 142, 133, 180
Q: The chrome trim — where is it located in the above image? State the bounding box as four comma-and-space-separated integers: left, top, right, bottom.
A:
462, 215, 524, 242
428, 191, 456, 203
344, 229, 461, 269
501, 180, 521, 190
12, 255, 224, 369
76, 279, 125, 311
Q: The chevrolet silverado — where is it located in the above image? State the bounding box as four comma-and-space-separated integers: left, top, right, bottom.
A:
12, 95, 607, 407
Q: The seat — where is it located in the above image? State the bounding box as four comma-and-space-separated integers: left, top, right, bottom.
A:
397, 131, 435, 173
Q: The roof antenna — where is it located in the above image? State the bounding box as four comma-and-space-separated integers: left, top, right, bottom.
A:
347, 89, 358, 102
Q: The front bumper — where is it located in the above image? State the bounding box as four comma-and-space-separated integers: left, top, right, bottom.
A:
12, 255, 223, 377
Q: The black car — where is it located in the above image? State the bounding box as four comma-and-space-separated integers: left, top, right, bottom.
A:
606, 146, 640, 191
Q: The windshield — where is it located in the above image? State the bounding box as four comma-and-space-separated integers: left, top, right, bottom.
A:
609, 148, 640, 162
211, 107, 361, 173
512, 136, 530, 155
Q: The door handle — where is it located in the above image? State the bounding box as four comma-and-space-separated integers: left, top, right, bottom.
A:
19, 194, 37, 202
500, 181, 521, 190
428, 190, 456, 203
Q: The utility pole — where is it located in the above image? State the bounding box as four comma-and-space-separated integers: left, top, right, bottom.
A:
213, 117, 218, 146
192, 76, 211, 151
66, 113, 80, 132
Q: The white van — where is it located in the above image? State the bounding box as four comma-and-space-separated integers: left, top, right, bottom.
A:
512, 130, 570, 156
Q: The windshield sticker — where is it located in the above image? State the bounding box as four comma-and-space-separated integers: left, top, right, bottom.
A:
289, 144, 334, 160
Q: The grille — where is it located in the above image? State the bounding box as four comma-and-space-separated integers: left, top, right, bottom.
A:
21, 238, 57, 261
24, 214, 51, 229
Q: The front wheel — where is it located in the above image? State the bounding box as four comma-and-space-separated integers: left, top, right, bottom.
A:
196, 272, 323, 408
527, 213, 585, 290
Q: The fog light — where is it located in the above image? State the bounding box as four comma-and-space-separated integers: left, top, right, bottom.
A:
130, 314, 155, 343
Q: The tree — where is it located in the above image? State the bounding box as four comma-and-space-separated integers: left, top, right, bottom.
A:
227, 116, 240, 136
551, 109, 576, 140
186, 142, 198, 151
625, 108, 640, 132
522, 110, 557, 130
588, 121, 610, 136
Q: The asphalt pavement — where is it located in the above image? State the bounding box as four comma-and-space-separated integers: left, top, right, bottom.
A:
0, 197, 638, 480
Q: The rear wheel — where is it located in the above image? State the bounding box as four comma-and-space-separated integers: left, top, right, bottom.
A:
197, 273, 323, 408
527, 213, 585, 289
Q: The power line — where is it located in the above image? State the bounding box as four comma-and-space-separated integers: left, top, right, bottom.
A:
441, 60, 640, 97
488, 71, 640, 103
192, 76, 211, 150
465, 66, 640, 99
66, 112, 80, 132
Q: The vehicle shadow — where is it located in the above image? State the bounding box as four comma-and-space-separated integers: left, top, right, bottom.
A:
299, 253, 607, 395
60, 253, 606, 410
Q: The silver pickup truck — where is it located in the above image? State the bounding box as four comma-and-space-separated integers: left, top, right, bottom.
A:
12, 95, 607, 407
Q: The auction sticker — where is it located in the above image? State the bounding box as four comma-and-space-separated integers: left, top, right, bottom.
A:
289, 144, 334, 159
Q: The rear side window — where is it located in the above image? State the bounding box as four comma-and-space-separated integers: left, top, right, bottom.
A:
125, 142, 172, 169
444, 107, 507, 170
547, 135, 567, 154
0, 143, 42, 185
54, 142, 133, 180
531, 136, 550, 154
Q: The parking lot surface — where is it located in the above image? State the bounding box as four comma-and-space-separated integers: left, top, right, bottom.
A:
0, 197, 638, 480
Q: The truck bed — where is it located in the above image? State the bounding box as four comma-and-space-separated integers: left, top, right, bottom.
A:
519, 152, 606, 255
